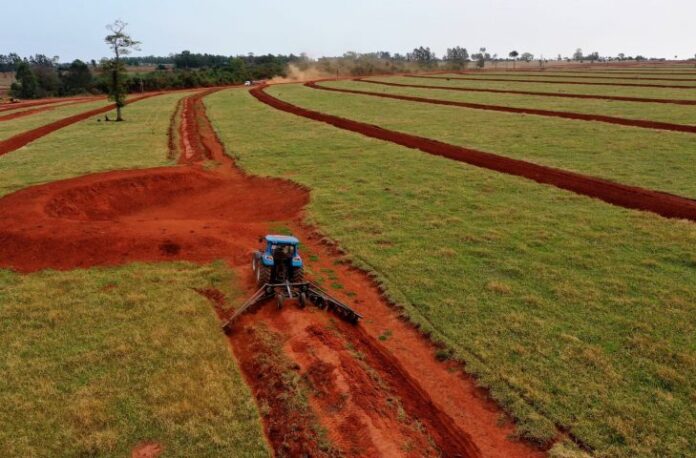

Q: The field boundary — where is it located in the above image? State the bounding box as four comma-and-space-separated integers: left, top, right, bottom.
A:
0, 93, 163, 156
307, 81, 696, 134
358, 78, 696, 105
412, 74, 696, 89
454, 73, 696, 82
251, 84, 696, 221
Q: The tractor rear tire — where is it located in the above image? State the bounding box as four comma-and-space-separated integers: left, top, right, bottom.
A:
291, 267, 304, 283
257, 264, 271, 287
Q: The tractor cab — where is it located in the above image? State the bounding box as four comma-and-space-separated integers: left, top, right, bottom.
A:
253, 235, 303, 285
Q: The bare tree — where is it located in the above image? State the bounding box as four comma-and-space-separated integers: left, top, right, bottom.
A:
104, 20, 141, 121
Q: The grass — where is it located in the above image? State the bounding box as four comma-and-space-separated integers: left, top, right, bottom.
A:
372, 75, 696, 101
0, 91, 192, 197
479, 71, 696, 80
0, 98, 111, 141
0, 262, 269, 457
321, 79, 696, 125
206, 88, 696, 457
432, 73, 696, 87
266, 84, 696, 198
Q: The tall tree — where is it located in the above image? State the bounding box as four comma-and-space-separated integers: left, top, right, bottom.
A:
446, 47, 469, 69
61, 60, 93, 95
104, 20, 141, 121
476, 47, 487, 68
509, 50, 519, 69
11, 61, 38, 99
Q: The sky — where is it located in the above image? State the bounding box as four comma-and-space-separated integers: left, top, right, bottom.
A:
2, 0, 695, 62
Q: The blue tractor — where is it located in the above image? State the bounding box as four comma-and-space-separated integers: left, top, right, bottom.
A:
252, 235, 304, 287
222, 234, 363, 332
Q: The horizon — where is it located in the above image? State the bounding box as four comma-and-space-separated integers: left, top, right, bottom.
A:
2, 0, 695, 63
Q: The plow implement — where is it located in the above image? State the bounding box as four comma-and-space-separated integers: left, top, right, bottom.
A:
222, 280, 362, 333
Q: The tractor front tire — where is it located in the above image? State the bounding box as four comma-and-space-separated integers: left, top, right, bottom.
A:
257, 264, 271, 287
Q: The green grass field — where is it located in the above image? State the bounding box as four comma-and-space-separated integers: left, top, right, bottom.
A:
266, 84, 696, 198
206, 88, 696, 457
0, 262, 269, 457
372, 75, 696, 101
431, 73, 696, 87
475, 71, 696, 80
320, 80, 696, 125
0, 89, 270, 456
0, 99, 112, 141
0, 92, 191, 197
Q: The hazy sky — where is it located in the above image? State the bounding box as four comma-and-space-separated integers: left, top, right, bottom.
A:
2, 0, 695, 61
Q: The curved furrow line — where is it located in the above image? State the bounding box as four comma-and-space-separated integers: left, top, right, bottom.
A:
306, 81, 696, 134
412, 74, 695, 89
462, 73, 696, 82
0, 93, 162, 156
251, 84, 696, 221
357, 78, 696, 105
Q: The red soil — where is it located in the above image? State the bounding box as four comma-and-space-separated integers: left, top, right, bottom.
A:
0, 96, 97, 113
307, 81, 696, 134
251, 84, 696, 221
0, 87, 547, 456
414, 74, 696, 89
0, 93, 164, 157
358, 79, 696, 106
131, 441, 163, 458
0, 98, 101, 122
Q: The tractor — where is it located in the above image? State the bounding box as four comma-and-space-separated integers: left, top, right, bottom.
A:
222, 234, 363, 332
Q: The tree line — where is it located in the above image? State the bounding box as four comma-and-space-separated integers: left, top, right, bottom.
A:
3, 43, 678, 100
3, 50, 303, 100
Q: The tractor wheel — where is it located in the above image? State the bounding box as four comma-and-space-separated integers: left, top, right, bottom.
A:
298, 292, 307, 309
256, 264, 271, 287
291, 267, 304, 283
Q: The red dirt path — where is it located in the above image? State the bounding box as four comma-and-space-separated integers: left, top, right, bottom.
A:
0, 93, 162, 157
354, 78, 696, 105
358, 78, 696, 106
0, 98, 102, 122
0, 96, 97, 113
251, 84, 696, 221
413, 74, 696, 89
307, 81, 696, 134
0, 88, 547, 456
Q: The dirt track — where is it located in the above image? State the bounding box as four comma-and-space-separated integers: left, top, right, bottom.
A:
252, 84, 696, 221
358, 79, 696, 106
0, 98, 102, 122
0, 88, 545, 456
0, 93, 162, 156
0, 96, 98, 113
307, 81, 696, 134
413, 75, 696, 89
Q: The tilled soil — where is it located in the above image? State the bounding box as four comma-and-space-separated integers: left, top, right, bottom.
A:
307, 81, 696, 133
0, 88, 546, 457
251, 84, 696, 221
